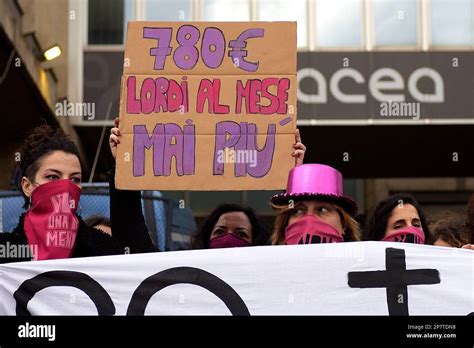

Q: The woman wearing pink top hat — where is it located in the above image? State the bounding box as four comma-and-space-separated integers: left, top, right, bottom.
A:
270, 164, 361, 245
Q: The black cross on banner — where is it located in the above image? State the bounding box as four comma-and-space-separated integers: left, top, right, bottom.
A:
347, 247, 441, 315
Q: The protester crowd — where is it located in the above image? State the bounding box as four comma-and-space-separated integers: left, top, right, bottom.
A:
0, 123, 473, 264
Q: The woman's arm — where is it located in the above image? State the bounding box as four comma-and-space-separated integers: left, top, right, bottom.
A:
73, 219, 124, 257
109, 118, 159, 253
108, 167, 159, 253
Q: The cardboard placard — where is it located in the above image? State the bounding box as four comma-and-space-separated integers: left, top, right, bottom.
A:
116, 21, 297, 190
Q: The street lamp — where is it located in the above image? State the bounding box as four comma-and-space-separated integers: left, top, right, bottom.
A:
43, 45, 62, 61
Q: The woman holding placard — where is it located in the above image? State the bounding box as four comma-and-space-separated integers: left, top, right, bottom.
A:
110, 119, 307, 250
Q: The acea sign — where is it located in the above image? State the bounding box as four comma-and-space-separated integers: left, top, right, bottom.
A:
297, 67, 444, 104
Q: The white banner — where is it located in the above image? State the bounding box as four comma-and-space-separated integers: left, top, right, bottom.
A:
0, 242, 472, 315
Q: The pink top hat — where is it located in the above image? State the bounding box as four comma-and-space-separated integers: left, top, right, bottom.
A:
271, 163, 358, 215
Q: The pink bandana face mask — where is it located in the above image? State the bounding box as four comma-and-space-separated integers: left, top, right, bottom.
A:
209, 233, 251, 249
24, 179, 81, 260
382, 226, 425, 244
284, 215, 344, 245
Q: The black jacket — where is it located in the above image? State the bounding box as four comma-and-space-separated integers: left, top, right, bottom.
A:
0, 170, 158, 264
108, 169, 159, 254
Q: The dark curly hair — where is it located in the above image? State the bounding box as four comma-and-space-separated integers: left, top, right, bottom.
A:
191, 203, 269, 249
13, 125, 80, 208
430, 213, 469, 247
365, 193, 432, 244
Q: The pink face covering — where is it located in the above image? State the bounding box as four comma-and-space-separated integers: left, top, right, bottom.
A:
209, 233, 251, 249
381, 226, 425, 244
24, 179, 81, 260
284, 215, 344, 245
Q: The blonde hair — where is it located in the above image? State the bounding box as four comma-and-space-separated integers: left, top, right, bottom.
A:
271, 200, 361, 245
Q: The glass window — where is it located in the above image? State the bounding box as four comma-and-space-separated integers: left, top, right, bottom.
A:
315, 0, 363, 47
430, 0, 473, 45
246, 190, 280, 212
190, 192, 242, 214
258, 0, 308, 48
123, 0, 135, 42
162, 191, 186, 203
145, 0, 191, 20
88, 0, 125, 44
373, 0, 418, 46
202, 0, 250, 21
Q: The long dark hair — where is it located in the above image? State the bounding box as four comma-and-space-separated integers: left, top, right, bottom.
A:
13, 125, 80, 209
365, 193, 432, 244
191, 203, 269, 249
